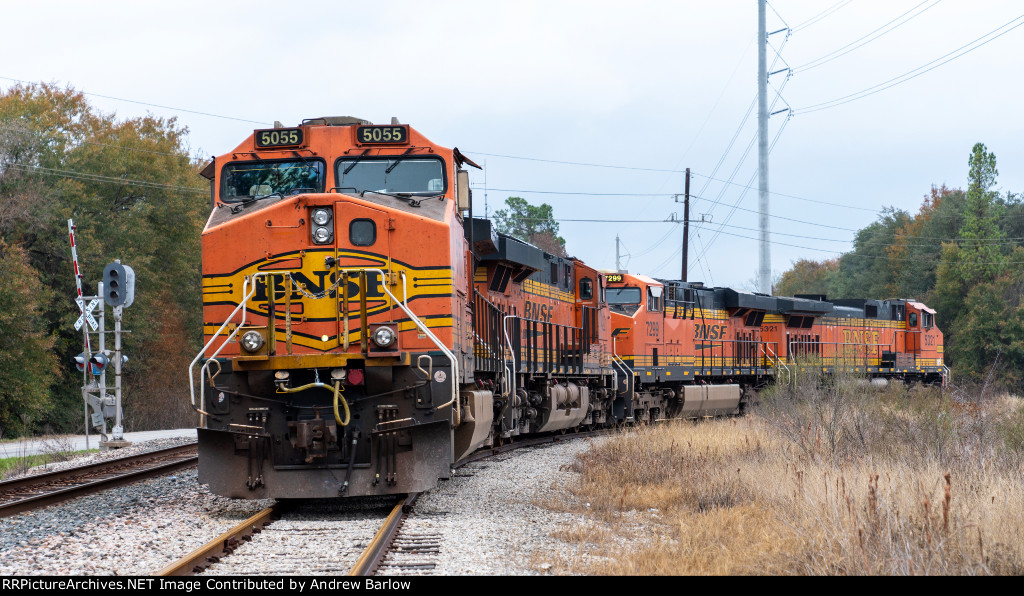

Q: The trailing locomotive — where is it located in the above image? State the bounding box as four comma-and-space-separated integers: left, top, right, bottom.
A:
190, 118, 945, 500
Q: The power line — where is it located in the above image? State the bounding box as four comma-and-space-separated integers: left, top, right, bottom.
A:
793, 0, 944, 73
689, 171, 876, 212
466, 151, 682, 174
793, 0, 854, 32
0, 123, 197, 160
0, 76, 271, 126
471, 187, 673, 197
695, 110, 793, 262
691, 192, 860, 232
501, 213, 1023, 246
795, 13, 1024, 114
475, 188, 861, 231
693, 224, 1024, 265
6, 163, 206, 194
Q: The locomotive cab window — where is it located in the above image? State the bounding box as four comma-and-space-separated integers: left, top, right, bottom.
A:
335, 156, 446, 196
607, 286, 642, 315
909, 313, 918, 328
648, 286, 663, 313
579, 277, 594, 300
221, 159, 325, 202
350, 219, 376, 246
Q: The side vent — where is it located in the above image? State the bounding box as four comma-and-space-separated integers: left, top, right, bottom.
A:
489, 265, 513, 293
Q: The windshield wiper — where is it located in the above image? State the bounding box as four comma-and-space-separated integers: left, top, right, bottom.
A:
231, 192, 282, 213
343, 148, 371, 176
385, 147, 415, 174
360, 190, 423, 208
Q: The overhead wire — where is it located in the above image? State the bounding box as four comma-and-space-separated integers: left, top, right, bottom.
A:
792, 0, 854, 33
692, 111, 793, 264
490, 215, 1024, 247
689, 30, 792, 225
0, 75, 272, 126
795, 13, 1024, 114
0, 122, 198, 160
793, 0, 943, 73
7, 162, 206, 194
691, 223, 1024, 265
688, 171, 875, 212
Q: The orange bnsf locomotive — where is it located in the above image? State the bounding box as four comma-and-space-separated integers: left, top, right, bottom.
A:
190, 117, 945, 499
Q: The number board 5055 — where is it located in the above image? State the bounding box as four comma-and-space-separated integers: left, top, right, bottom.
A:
254, 128, 304, 148
356, 125, 409, 144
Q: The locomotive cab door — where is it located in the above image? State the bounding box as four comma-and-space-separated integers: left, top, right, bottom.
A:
905, 305, 922, 355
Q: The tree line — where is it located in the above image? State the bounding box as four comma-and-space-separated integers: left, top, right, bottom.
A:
775, 143, 1024, 390
0, 84, 209, 437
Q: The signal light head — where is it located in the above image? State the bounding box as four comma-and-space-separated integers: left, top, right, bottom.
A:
73, 353, 87, 372
102, 262, 135, 308
89, 352, 109, 375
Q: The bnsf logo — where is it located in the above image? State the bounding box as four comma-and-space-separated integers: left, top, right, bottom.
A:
694, 324, 727, 340
252, 271, 386, 301
524, 300, 553, 322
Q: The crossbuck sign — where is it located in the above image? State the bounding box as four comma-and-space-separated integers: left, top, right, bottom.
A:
75, 296, 100, 331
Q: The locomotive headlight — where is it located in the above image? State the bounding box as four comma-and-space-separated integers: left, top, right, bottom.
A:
240, 330, 264, 353
312, 225, 333, 244
311, 208, 332, 226
372, 326, 397, 348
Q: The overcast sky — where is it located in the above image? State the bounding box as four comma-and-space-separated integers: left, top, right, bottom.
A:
3, 1, 1022, 292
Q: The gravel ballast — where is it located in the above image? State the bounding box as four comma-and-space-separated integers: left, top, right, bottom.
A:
0, 436, 603, 575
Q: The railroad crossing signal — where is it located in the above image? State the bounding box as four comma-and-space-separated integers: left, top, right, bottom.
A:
74, 297, 100, 331
89, 352, 109, 376
103, 261, 135, 308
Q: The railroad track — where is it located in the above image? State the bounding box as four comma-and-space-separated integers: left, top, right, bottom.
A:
158, 497, 407, 576
0, 444, 198, 518
157, 430, 604, 576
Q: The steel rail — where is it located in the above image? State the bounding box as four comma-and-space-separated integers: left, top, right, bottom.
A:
155, 430, 608, 577
155, 503, 285, 576
0, 444, 197, 518
349, 493, 418, 576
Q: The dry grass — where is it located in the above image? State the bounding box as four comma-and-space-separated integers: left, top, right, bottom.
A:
535, 376, 1024, 575
0, 433, 92, 480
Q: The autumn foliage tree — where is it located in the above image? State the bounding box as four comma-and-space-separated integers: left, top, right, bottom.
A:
0, 83, 208, 435
774, 258, 838, 297
774, 143, 1024, 389
0, 241, 58, 436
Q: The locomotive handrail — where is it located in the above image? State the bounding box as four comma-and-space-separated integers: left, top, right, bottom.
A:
611, 340, 633, 384
374, 269, 459, 425
502, 314, 517, 402
761, 342, 789, 384
788, 339, 895, 369
189, 268, 460, 428
189, 273, 267, 416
